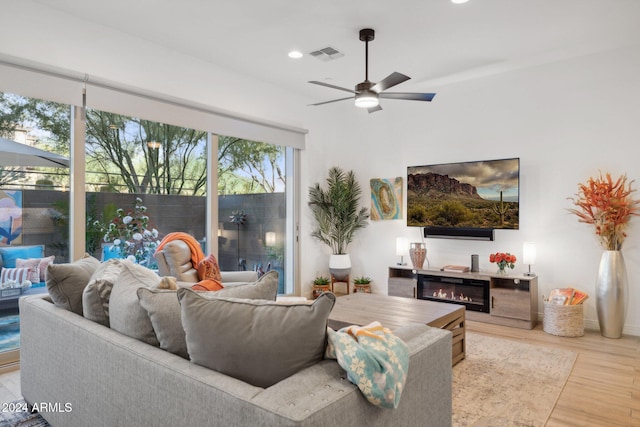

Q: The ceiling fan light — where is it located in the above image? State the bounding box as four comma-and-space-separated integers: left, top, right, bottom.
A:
354, 91, 379, 108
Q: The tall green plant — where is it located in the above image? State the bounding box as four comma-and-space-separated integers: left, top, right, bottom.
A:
308, 167, 369, 254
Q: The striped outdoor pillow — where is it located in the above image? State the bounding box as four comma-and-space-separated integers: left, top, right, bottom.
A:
0, 267, 33, 284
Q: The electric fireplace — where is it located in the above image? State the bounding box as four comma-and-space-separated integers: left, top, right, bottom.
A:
417, 274, 490, 312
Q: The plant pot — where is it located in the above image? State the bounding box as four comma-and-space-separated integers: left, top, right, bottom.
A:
596, 250, 628, 338
329, 254, 351, 281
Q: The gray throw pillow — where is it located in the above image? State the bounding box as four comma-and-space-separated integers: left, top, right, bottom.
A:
45, 256, 101, 315
108, 260, 161, 347
177, 289, 335, 388
137, 270, 280, 358
82, 258, 124, 326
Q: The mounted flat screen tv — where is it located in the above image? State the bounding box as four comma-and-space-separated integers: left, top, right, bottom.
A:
407, 158, 519, 240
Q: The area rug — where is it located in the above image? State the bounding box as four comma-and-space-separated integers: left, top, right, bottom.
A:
0, 314, 20, 353
453, 332, 577, 427
0, 400, 49, 427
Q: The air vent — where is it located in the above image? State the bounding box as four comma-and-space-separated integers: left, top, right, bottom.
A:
309, 47, 344, 61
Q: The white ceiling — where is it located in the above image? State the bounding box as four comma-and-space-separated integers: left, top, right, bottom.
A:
31, 0, 640, 104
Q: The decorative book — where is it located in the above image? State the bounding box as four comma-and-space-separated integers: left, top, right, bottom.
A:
441, 265, 470, 273
546, 287, 589, 305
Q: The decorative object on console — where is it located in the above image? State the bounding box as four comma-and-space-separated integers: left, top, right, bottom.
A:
522, 242, 537, 276
441, 265, 470, 273
409, 242, 427, 270
309, 167, 369, 282
470, 254, 479, 272
489, 252, 516, 275
370, 178, 402, 220
395, 237, 408, 265
568, 172, 640, 338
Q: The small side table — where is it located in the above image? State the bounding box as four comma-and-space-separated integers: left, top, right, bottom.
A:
331, 274, 350, 294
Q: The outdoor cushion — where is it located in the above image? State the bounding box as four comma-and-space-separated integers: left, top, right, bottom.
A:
0, 245, 44, 269
45, 256, 101, 315
177, 289, 335, 388
15, 258, 40, 283
0, 267, 33, 284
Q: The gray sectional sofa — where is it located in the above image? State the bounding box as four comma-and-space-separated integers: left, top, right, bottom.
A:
19, 292, 452, 427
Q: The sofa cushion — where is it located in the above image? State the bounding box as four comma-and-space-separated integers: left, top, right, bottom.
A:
137, 270, 280, 359
177, 289, 335, 388
82, 259, 125, 327
0, 267, 33, 284
0, 245, 44, 269
45, 256, 101, 315
15, 258, 41, 283
108, 260, 161, 346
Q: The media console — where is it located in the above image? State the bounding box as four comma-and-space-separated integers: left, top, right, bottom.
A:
388, 266, 538, 329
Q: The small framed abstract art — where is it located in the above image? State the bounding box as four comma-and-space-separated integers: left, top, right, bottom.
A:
370, 177, 402, 221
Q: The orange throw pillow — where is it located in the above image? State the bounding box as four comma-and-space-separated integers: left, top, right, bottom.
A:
197, 254, 222, 283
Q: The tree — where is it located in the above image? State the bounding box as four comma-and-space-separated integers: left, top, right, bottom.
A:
1, 92, 286, 196
218, 136, 285, 194
85, 111, 209, 195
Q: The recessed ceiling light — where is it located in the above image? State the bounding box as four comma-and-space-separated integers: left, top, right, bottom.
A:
288, 50, 303, 59
451, 0, 469, 3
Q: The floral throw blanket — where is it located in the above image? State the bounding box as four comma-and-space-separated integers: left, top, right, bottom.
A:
325, 321, 409, 408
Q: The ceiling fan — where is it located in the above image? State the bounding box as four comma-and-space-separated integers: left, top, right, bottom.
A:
309, 28, 436, 113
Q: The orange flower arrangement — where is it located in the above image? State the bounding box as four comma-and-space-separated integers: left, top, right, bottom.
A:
568, 172, 640, 250
489, 252, 516, 273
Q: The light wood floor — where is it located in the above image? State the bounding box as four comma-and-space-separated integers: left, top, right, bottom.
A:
1, 321, 639, 426
467, 321, 640, 427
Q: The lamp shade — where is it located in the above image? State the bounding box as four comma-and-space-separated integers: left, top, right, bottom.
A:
522, 242, 537, 265
396, 237, 408, 256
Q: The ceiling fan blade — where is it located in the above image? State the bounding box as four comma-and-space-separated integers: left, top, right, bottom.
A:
309, 96, 354, 107
308, 81, 357, 94
367, 105, 383, 114
371, 72, 411, 93
379, 92, 436, 102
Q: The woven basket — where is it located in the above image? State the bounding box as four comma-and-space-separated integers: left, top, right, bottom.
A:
543, 301, 584, 337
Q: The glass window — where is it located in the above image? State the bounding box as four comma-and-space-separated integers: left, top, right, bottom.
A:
217, 136, 293, 294
83, 109, 208, 265
0, 91, 71, 368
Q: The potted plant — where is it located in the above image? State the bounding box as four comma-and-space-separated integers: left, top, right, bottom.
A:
353, 276, 372, 293
312, 275, 331, 299
308, 167, 369, 281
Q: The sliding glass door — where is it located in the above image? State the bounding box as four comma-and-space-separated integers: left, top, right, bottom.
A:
0, 91, 70, 372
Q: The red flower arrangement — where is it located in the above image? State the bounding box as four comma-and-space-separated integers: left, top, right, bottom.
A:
567, 172, 640, 250
489, 252, 516, 274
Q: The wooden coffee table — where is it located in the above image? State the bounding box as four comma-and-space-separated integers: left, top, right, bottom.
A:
328, 293, 465, 366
